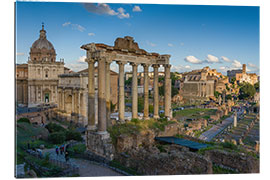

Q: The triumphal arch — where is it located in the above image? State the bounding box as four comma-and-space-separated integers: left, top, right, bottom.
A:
81, 36, 172, 160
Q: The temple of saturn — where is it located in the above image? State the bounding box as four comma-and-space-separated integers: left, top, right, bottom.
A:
81, 36, 172, 160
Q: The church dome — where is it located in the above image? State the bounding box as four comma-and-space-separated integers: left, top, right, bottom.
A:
31, 24, 55, 51
31, 37, 55, 50
30, 24, 56, 62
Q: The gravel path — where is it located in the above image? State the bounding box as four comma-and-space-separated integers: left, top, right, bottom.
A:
44, 149, 122, 177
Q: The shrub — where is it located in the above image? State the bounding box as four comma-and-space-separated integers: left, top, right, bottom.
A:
17, 118, 30, 124
222, 142, 238, 150
69, 143, 86, 156
65, 130, 83, 141
48, 132, 66, 144
45, 123, 66, 133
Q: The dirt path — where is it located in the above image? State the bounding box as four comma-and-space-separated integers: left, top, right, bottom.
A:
44, 149, 122, 177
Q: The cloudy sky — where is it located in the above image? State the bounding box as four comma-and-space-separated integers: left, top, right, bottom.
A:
16, 2, 259, 74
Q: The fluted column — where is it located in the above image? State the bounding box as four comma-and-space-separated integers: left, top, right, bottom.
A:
143, 64, 150, 119
86, 58, 96, 130
105, 61, 111, 127
117, 61, 125, 122
131, 63, 138, 119
164, 64, 172, 119
153, 64, 160, 119
98, 58, 107, 133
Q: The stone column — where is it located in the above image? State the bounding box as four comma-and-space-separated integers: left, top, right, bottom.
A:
36, 86, 38, 102
164, 64, 172, 119
98, 58, 107, 133
62, 89, 65, 112
77, 91, 81, 116
131, 63, 138, 119
105, 61, 111, 127
71, 91, 75, 113
86, 58, 96, 130
234, 111, 237, 127
143, 64, 150, 119
117, 61, 125, 122
153, 64, 160, 119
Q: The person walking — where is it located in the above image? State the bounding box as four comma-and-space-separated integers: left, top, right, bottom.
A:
64, 150, 69, 162
60, 144, 64, 155
55, 146, 59, 156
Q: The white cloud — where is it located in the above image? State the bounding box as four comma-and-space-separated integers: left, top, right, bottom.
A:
168, 43, 173, 47
71, 24, 85, 32
62, 22, 71, 27
88, 32, 95, 36
171, 64, 192, 72
221, 56, 231, 62
232, 60, 242, 68
62, 22, 85, 32
16, 52, 25, 56
184, 56, 203, 64
180, 42, 184, 46
219, 66, 231, 72
76, 56, 86, 63
146, 41, 156, 47
205, 54, 220, 63
133, 5, 142, 12
248, 63, 259, 72
248, 63, 258, 68
83, 3, 129, 19
65, 63, 88, 72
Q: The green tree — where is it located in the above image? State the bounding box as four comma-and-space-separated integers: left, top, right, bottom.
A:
214, 91, 221, 98
254, 81, 259, 92
125, 77, 132, 86
230, 77, 236, 84
239, 83, 256, 100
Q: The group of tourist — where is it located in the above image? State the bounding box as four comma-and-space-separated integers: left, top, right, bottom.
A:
55, 144, 70, 162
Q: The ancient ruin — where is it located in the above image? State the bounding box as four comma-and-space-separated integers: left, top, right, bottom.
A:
81, 36, 172, 160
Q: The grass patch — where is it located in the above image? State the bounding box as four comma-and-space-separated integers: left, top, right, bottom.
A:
108, 118, 177, 145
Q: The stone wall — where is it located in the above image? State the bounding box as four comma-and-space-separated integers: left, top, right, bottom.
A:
115, 123, 181, 153
205, 149, 259, 173
115, 146, 212, 175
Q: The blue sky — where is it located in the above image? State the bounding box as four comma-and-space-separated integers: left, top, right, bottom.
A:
16, 2, 259, 74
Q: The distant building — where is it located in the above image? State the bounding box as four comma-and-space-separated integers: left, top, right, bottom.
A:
180, 67, 226, 101
56, 68, 118, 125
227, 64, 258, 85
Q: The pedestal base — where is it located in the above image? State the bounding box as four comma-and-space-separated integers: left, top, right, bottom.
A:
86, 130, 114, 162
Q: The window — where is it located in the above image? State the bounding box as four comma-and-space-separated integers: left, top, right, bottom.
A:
45, 70, 49, 78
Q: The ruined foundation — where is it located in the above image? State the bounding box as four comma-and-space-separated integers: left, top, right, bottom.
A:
86, 130, 114, 162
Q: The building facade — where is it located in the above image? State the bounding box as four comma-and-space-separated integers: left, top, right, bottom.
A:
27, 24, 64, 107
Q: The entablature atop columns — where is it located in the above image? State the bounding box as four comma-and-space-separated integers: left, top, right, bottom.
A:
81, 36, 171, 65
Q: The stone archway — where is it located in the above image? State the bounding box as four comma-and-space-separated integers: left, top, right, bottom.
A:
66, 94, 72, 114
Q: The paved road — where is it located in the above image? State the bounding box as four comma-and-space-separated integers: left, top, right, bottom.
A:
44, 149, 122, 177
199, 111, 242, 142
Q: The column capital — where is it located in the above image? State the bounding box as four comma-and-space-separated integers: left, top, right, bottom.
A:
141, 63, 150, 68
116, 61, 127, 66
130, 62, 139, 67
164, 64, 172, 68
152, 64, 160, 68
85, 58, 96, 64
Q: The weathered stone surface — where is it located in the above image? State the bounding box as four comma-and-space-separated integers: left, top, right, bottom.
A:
86, 131, 114, 161
116, 147, 212, 175
205, 149, 259, 173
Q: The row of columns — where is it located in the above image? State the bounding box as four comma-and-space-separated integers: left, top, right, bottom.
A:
86, 57, 172, 134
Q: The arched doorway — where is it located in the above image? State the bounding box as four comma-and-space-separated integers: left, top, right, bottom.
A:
43, 88, 51, 104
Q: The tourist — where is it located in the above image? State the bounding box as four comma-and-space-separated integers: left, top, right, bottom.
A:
60, 144, 64, 155
65, 151, 69, 162
55, 146, 59, 156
